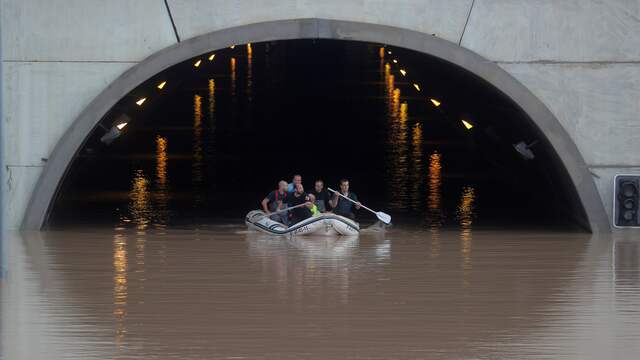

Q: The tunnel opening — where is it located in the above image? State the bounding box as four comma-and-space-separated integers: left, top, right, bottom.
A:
48, 39, 588, 230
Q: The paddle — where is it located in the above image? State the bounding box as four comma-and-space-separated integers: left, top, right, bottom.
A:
327, 187, 391, 225
261, 202, 309, 217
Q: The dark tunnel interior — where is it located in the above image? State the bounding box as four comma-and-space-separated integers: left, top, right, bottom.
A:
48, 39, 588, 230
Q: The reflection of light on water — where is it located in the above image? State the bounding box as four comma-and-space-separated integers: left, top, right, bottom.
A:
113, 233, 128, 343
155, 136, 169, 226
388, 102, 408, 209
156, 136, 168, 188
427, 152, 444, 228
430, 227, 441, 258
230, 57, 237, 98
458, 186, 475, 228
428, 153, 443, 256
193, 94, 203, 206
410, 122, 424, 210
119, 142, 169, 228
375, 239, 391, 259
208, 79, 215, 126
457, 186, 476, 285
247, 43, 253, 104
392, 88, 400, 119
384, 64, 395, 115
136, 234, 145, 292
385, 59, 411, 209
129, 170, 151, 230
206, 79, 217, 191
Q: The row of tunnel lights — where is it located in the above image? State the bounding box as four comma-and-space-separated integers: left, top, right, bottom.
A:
382, 47, 474, 131
112, 44, 242, 134
133, 46, 234, 106
109, 43, 474, 141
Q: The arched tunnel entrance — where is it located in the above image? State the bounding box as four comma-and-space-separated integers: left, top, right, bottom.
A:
46, 39, 588, 230
21, 19, 608, 232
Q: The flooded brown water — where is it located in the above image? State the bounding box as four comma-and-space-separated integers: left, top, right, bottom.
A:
2, 227, 640, 359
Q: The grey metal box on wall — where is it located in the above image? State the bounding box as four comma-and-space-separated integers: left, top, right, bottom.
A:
613, 174, 640, 228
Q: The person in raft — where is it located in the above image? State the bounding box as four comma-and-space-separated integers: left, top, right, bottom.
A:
306, 194, 320, 216
261, 180, 289, 224
287, 174, 302, 194
309, 179, 330, 212
286, 183, 312, 224
329, 178, 361, 220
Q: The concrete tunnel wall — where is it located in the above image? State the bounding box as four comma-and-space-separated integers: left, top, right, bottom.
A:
2, 0, 640, 231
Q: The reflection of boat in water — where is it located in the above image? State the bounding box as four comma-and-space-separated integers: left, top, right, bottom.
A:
287, 236, 359, 258
245, 210, 359, 236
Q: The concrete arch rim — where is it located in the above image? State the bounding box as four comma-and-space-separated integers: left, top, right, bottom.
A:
21, 18, 610, 232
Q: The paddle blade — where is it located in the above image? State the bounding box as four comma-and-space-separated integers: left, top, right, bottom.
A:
376, 211, 392, 225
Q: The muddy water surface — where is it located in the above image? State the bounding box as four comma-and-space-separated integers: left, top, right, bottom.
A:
2, 227, 640, 359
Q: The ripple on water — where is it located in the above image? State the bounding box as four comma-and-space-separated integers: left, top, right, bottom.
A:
2, 227, 640, 359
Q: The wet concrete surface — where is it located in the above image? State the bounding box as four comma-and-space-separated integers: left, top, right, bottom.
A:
2, 226, 639, 359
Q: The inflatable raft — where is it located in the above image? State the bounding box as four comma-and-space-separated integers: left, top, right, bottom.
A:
245, 210, 359, 236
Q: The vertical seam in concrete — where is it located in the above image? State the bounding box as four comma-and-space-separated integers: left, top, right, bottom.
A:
0, 2, 5, 238
163, 0, 181, 43
459, 0, 476, 46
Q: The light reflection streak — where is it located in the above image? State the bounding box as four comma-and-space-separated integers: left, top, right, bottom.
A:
427, 152, 444, 229
427, 152, 443, 256
208, 79, 215, 128
457, 186, 476, 286
384, 59, 410, 209
230, 57, 237, 98
410, 122, 424, 210
193, 95, 203, 206
113, 233, 128, 343
155, 135, 169, 227
129, 170, 151, 230
247, 43, 253, 104
206, 79, 217, 190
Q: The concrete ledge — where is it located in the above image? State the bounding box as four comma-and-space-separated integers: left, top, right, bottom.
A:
20, 18, 610, 232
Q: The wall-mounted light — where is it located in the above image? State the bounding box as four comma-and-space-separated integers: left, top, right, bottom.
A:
461, 119, 473, 130
157, 81, 167, 90
430, 98, 441, 107
194, 59, 202, 67
100, 114, 131, 144
208, 54, 215, 61
387, 50, 392, 55
230, 45, 235, 49
400, 69, 406, 76
393, 59, 398, 64
413, 84, 421, 91
136, 97, 146, 106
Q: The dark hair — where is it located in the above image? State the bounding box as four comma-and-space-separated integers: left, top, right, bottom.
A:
315, 179, 324, 184
292, 174, 302, 179
339, 178, 349, 185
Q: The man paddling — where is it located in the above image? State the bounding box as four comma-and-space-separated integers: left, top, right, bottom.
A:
329, 179, 361, 219
261, 180, 289, 224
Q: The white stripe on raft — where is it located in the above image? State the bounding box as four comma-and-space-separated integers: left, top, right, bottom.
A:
245, 210, 359, 236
